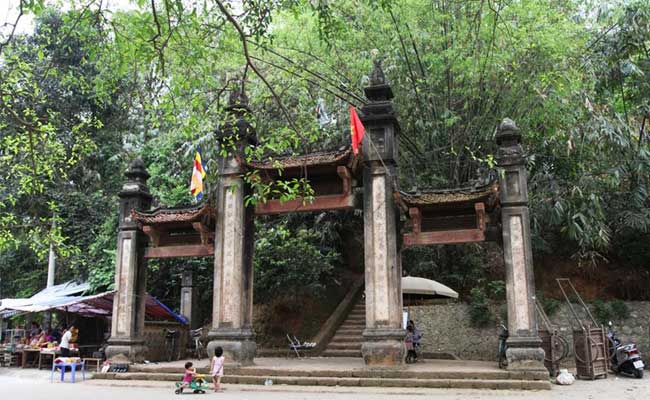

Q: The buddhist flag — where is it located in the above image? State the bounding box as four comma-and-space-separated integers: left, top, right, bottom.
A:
350, 105, 365, 155
190, 147, 207, 201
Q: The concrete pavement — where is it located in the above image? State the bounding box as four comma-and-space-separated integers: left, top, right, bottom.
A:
1, 367, 648, 400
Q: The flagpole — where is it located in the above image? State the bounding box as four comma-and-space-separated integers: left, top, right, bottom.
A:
44, 213, 56, 329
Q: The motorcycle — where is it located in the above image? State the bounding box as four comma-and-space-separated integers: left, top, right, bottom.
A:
607, 321, 644, 379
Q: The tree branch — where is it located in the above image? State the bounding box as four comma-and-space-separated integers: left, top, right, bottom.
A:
0, 0, 24, 53
214, 0, 306, 143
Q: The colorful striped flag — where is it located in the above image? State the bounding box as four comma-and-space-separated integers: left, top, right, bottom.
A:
190, 147, 207, 201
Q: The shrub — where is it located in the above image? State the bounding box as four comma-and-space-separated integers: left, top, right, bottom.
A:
254, 222, 340, 303
592, 299, 613, 325
537, 293, 562, 317
468, 287, 493, 327
610, 300, 630, 321
487, 280, 506, 300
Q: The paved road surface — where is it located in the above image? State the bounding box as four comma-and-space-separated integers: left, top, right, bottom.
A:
1, 368, 648, 400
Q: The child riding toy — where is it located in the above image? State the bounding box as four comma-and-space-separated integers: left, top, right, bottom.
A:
174, 374, 209, 394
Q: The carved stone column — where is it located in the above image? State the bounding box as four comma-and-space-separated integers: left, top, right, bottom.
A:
106, 159, 152, 362
207, 89, 257, 365
496, 119, 545, 371
180, 270, 197, 329
359, 61, 405, 366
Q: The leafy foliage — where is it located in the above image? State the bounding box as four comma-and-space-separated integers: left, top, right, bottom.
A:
253, 219, 341, 303
537, 292, 562, 318
468, 287, 493, 328
593, 299, 631, 324
1, 0, 650, 307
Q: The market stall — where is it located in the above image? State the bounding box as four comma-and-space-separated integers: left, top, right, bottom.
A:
1, 282, 187, 366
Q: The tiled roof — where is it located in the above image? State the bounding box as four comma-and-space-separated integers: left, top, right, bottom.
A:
245, 148, 353, 170
131, 203, 215, 225
398, 179, 499, 207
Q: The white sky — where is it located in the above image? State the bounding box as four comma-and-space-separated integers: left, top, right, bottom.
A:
1, 1, 243, 40
0, 0, 136, 36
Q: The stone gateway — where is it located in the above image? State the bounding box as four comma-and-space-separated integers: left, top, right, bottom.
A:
105, 63, 544, 371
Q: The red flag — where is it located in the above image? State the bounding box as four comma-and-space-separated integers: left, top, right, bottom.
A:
349, 105, 365, 155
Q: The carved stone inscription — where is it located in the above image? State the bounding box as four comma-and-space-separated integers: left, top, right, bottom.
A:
223, 185, 237, 326
510, 215, 530, 331
506, 171, 521, 197
372, 174, 389, 322
116, 237, 132, 335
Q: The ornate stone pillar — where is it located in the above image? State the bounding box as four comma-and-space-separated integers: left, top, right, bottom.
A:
207, 89, 257, 365
496, 119, 545, 371
359, 61, 405, 366
180, 270, 197, 329
106, 159, 152, 362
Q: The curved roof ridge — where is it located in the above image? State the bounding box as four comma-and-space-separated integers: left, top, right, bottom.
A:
131, 202, 215, 225
244, 147, 353, 170
398, 171, 499, 207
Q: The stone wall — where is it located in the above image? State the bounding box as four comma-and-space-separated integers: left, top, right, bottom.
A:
409, 301, 650, 363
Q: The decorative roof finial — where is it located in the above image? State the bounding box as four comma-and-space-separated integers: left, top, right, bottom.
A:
364, 57, 393, 101
369, 58, 386, 86
225, 78, 251, 114
125, 157, 150, 182
496, 118, 521, 146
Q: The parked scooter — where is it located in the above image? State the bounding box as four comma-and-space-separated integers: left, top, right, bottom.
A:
607, 321, 644, 379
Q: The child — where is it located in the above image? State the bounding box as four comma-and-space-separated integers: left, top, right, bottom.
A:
210, 347, 225, 392
182, 361, 196, 389
405, 325, 417, 363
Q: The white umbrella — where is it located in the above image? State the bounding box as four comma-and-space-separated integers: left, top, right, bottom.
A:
401, 276, 458, 299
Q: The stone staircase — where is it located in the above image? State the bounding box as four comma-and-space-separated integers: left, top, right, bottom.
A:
321, 297, 365, 357
92, 363, 551, 390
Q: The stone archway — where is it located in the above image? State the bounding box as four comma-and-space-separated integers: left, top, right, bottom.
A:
105, 63, 544, 371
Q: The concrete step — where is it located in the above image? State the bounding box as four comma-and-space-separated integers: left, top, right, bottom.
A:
340, 325, 363, 330
93, 372, 550, 390
335, 333, 362, 338
332, 332, 363, 342
340, 321, 364, 327
339, 318, 362, 324
337, 327, 363, 333
331, 335, 363, 342
326, 342, 362, 350
329, 338, 362, 345
320, 349, 363, 357
126, 365, 549, 381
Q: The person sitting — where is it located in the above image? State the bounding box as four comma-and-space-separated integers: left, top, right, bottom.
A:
29, 332, 46, 347
51, 326, 62, 343
180, 361, 197, 391
29, 321, 41, 338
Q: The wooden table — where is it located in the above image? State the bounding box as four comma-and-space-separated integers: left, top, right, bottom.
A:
21, 348, 41, 368
39, 350, 59, 370
82, 357, 102, 372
